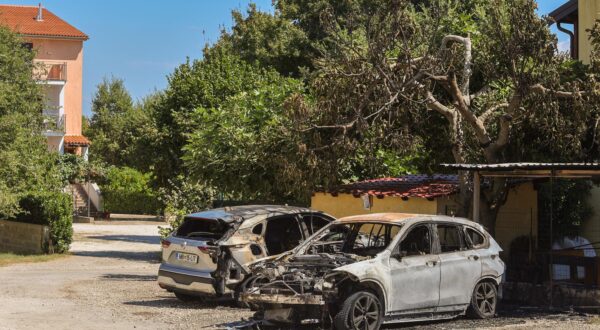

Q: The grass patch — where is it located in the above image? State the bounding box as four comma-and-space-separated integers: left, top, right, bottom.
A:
0, 252, 68, 267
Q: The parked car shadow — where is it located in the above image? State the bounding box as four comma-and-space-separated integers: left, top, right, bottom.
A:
123, 296, 241, 310
72, 250, 160, 263
101, 273, 157, 281
86, 235, 160, 245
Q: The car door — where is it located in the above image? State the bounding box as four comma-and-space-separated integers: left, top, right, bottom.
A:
263, 215, 305, 255
435, 223, 482, 312
389, 223, 441, 314
301, 212, 334, 237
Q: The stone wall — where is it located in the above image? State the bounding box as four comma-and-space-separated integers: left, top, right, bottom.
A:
0, 220, 49, 254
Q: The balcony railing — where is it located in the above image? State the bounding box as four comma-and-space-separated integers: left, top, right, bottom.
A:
33, 60, 67, 81
42, 111, 65, 133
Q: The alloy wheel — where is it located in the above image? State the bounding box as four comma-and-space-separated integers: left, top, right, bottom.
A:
351, 295, 380, 330
474, 282, 497, 317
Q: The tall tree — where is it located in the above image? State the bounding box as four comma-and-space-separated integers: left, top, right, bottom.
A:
0, 26, 62, 218
290, 0, 599, 233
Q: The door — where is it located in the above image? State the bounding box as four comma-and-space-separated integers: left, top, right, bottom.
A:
436, 224, 482, 311
389, 224, 441, 313
264, 215, 304, 255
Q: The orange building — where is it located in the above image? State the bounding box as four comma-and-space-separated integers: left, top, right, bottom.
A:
0, 4, 89, 158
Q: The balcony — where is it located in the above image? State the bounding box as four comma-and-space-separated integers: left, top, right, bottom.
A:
42, 110, 65, 136
33, 60, 67, 82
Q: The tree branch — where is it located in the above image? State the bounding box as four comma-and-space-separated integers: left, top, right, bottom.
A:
440, 35, 472, 95
530, 84, 586, 98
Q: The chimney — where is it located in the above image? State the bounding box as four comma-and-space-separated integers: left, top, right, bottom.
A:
36, 3, 43, 22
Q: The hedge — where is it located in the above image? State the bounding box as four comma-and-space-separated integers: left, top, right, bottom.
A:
101, 167, 160, 214
16, 191, 73, 253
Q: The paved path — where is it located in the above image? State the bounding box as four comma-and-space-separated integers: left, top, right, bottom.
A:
0, 221, 251, 330
0, 221, 597, 330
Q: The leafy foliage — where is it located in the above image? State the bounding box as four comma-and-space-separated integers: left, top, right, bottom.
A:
16, 192, 73, 253
100, 167, 160, 214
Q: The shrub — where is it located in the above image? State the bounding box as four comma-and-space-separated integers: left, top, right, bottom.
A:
16, 192, 73, 253
157, 176, 215, 237
101, 166, 160, 214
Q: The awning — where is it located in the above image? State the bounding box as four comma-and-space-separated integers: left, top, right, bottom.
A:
441, 163, 600, 178
64, 135, 91, 147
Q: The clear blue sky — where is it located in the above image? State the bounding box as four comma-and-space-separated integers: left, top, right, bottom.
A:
5, 0, 569, 116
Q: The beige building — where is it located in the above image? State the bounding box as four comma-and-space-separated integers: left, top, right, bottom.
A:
550, 0, 600, 64
0, 4, 89, 158
311, 174, 538, 258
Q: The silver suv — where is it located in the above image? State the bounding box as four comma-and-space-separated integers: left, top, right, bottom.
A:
157, 205, 334, 301
242, 213, 505, 329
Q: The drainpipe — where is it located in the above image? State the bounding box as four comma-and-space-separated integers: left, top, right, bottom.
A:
557, 22, 576, 59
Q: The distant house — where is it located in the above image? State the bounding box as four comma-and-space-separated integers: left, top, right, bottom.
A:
549, 0, 599, 64
0, 4, 90, 158
311, 174, 539, 257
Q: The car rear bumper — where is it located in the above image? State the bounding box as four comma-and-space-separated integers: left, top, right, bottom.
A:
157, 264, 216, 295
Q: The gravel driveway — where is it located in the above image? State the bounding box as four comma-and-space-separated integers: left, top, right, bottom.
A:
0, 221, 597, 330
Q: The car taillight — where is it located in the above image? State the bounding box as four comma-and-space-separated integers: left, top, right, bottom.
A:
198, 246, 211, 254
161, 239, 171, 248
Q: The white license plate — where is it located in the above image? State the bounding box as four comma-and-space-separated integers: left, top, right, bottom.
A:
175, 252, 199, 263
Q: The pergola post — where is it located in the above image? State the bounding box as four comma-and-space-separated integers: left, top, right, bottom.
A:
473, 171, 480, 222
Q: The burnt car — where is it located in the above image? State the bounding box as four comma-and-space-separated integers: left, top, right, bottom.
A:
241, 213, 505, 329
157, 205, 334, 301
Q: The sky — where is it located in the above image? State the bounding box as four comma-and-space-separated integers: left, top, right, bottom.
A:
5, 0, 570, 116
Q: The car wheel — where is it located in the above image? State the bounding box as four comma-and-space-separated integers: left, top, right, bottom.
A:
334, 291, 383, 330
467, 281, 497, 319
174, 292, 200, 302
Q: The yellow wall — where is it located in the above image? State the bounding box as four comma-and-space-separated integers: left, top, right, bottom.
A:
578, 0, 600, 64
311, 182, 538, 257
495, 182, 538, 257
581, 186, 600, 244
311, 193, 437, 219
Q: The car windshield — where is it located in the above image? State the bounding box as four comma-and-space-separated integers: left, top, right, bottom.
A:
303, 222, 402, 258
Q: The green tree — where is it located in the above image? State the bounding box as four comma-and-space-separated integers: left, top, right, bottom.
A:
0, 26, 62, 218
288, 0, 600, 234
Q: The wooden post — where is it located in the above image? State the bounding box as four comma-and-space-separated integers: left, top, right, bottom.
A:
473, 171, 480, 222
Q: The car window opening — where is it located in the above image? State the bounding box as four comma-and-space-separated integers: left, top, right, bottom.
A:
265, 216, 303, 255
305, 222, 402, 258
437, 224, 466, 253
400, 225, 431, 256
175, 217, 229, 242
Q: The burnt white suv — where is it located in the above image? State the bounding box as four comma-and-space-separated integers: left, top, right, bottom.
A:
242, 213, 505, 329
157, 205, 334, 301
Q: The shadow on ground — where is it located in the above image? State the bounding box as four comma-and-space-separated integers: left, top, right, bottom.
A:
86, 235, 160, 245
101, 273, 158, 281
72, 250, 161, 263
384, 304, 590, 329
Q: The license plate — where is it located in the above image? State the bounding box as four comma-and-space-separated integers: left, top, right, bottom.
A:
175, 252, 198, 263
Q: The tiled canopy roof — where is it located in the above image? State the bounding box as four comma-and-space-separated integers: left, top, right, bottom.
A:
320, 174, 460, 200
0, 5, 88, 40
64, 135, 90, 146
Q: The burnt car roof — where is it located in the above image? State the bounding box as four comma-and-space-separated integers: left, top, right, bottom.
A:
185, 205, 315, 223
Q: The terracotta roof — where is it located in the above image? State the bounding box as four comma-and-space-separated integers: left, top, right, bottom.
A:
320, 174, 460, 200
64, 135, 90, 146
0, 5, 88, 40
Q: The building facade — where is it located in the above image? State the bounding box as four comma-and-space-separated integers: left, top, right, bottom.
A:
0, 4, 89, 158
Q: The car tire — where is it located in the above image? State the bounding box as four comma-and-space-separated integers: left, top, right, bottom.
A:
467, 281, 497, 319
174, 292, 200, 303
334, 291, 383, 330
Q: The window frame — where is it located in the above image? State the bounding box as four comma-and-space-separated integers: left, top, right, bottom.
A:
434, 223, 468, 254
393, 222, 434, 258
463, 226, 489, 250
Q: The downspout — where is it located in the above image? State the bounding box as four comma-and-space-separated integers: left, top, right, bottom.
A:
557, 22, 577, 59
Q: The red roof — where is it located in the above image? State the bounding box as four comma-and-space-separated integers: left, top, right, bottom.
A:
64, 135, 90, 146
0, 5, 88, 40
320, 174, 460, 200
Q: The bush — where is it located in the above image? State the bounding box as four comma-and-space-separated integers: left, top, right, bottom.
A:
101, 166, 160, 214
157, 176, 215, 237
16, 192, 73, 253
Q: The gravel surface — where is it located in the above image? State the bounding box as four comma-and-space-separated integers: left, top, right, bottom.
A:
0, 221, 598, 330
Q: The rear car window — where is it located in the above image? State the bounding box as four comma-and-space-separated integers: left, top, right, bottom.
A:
176, 217, 229, 241
437, 224, 465, 252
465, 227, 485, 248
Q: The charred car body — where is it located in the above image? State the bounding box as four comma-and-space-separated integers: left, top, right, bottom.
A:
242, 213, 505, 329
158, 205, 334, 301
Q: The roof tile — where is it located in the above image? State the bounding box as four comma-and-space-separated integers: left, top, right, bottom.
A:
0, 5, 88, 39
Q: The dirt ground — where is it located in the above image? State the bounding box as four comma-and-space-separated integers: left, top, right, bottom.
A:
0, 221, 598, 330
